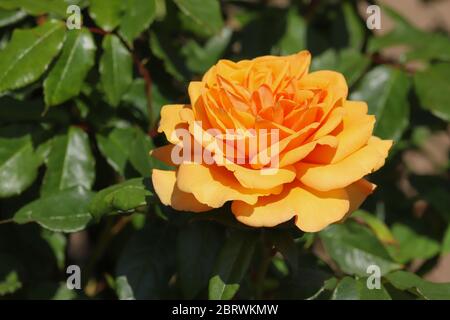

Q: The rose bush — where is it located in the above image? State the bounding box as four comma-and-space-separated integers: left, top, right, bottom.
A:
0, 0, 449, 301
152, 51, 392, 232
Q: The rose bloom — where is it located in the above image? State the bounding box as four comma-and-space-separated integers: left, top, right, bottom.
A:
151, 51, 392, 232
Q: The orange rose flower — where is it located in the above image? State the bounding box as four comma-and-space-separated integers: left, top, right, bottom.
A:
151, 51, 392, 232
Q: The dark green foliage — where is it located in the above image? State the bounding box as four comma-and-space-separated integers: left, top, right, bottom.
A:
0, 0, 449, 300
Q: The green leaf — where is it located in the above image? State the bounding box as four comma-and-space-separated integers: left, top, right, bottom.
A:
182, 28, 232, 74
14, 186, 94, 233
115, 276, 135, 300
442, 226, 450, 255
88, 0, 124, 31
99, 34, 133, 107
385, 271, 450, 300
414, 63, 450, 122
350, 65, 410, 141
36, 137, 54, 164
0, 0, 68, 16
173, 0, 223, 36
0, 9, 26, 27
177, 222, 223, 299
88, 178, 153, 219
0, 131, 40, 198
335, 49, 370, 87
44, 28, 96, 107
41, 126, 95, 197
0, 20, 66, 93
331, 1, 365, 50
387, 224, 440, 264
150, 31, 189, 82
352, 210, 396, 245
368, 5, 450, 62
209, 230, 257, 300
403, 33, 450, 62
307, 277, 338, 300
275, 8, 306, 55
0, 253, 23, 296
311, 49, 337, 71
122, 78, 155, 125
320, 222, 402, 277
128, 127, 154, 177
332, 276, 391, 300
40, 229, 67, 270
96, 126, 136, 175
149, 82, 170, 128
116, 223, 176, 299
119, 0, 156, 44
311, 49, 370, 87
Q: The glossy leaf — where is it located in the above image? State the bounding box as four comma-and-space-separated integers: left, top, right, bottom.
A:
173, 0, 223, 36
387, 224, 440, 264
182, 28, 232, 74
209, 230, 257, 300
385, 271, 450, 300
332, 277, 391, 300
41, 126, 95, 197
119, 0, 156, 44
414, 63, 450, 122
88, 0, 124, 31
0, 131, 40, 198
351, 65, 410, 141
0, 8, 26, 27
89, 178, 153, 219
352, 210, 396, 245
0, 20, 66, 93
96, 127, 136, 175
99, 34, 133, 107
0, 0, 68, 16
44, 28, 96, 107
177, 222, 223, 299
14, 186, 94, 233
128, 127, 154, 177
320, 222, 402, 277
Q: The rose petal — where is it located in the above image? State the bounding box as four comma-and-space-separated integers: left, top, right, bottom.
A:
231, 181, 350, 232
214, 154, 296, 189
158, 104, 189, 143
296, 137, 392, 191
152, 169, 212, 212
176, 162, 282, 208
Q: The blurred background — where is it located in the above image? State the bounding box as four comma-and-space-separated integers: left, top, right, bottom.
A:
0, 0, 449, 300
